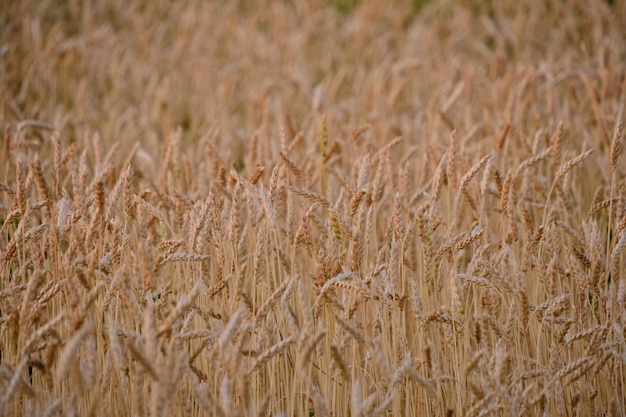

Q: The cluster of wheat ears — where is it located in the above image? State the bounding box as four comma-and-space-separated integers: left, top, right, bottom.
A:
1, 0, 626, 416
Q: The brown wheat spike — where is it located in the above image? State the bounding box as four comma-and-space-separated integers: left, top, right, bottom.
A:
289, 186, 331, 208
420, 307, 455, 327
57, 321, 91, 381
249, 164, 264, 185
31, 158, 53, 212
496, 123, 511, 150
587, 198, 616, 218
387, 357, 414, 388
330, 344, 350, 381
554, 356, 595, 387
551, 122, 564, 164
350, 205, 366, 272
123, 164, 135, 218
356, 153, 371, 191
494, 346, 511, 385
279, 151, 303, 182
458, 273, 502, 296
248, 336, 295, 374
479, 155, 492, 197
432, 151, 448, 201
0, 355, 33, 412
610, 231, 626, 279
372, 149, 387, 203
256, 274, 298, 321
158, 280, 207, 335
505, 206, 519, 244
446, 129, 457, 183
334, 314, 366, 344
459, 154, 492, 200
71, 281, 106, 331
555, 149, 594, 183
21, 312, 66, 355
349, 189, 367, 219
454, 225, 484, 252
616, 214, 626, 238
392, 191, 405, 241
298, 330, 326, 369
350, 124, 370, 143
464, 350, 484, 376
491, 167, 503, 196
610, 121, 623, 173
94, 178, 105, 219
0, 180, 15, 200
127, 341, 160, 381
500, 171, 511, 214
515, 147, 552, 179
134, 195, 166, 223
60, 140, 76, 167
218, 307, 248, 352
333, 167, 357, 196
19, 269, 45, 327
314, 269, 352, 308
161, 252, 208, 264
52, 131, 61, 190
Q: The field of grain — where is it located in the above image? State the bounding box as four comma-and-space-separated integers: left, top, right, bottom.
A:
1, 0, 626, 416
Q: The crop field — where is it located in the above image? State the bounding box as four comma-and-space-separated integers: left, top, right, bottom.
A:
1, 0, 626, 416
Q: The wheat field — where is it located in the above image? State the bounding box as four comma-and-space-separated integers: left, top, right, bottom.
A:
1, 0, 626, 416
